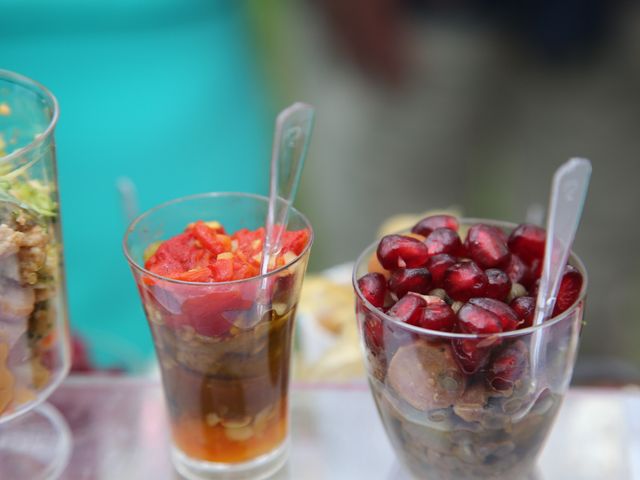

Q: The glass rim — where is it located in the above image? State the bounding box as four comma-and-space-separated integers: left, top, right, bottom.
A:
123, 191, 314, 286
352, 217, 588, 339
0, 69, 59, 166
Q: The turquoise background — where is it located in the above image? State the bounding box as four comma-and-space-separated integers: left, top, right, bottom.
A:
1, 0, 273, 369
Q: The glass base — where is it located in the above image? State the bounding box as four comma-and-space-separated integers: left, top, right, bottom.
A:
387, 461, 543, 480
0, 402, 72, 480
172, 437, 289, 480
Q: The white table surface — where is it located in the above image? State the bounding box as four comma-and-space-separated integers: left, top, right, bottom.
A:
44, 375, 640, 480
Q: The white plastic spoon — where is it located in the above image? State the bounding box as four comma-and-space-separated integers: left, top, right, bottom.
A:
530, 158, 592, 378
250, 103, 314, 324
260, 102, 315, 276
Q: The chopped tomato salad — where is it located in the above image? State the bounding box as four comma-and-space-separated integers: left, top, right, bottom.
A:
145, 221, 310, 283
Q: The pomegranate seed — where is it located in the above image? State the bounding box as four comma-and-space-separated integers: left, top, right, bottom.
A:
510, 296, 536, 328
408, 295, 456, 332
387, 292, 426, 326
377, 235, 429, 270
504, 254, 533, 288
417, 302, 456, 332
426, 254, 456, 287
468, 297, 520, 331
529, 257, 543, 280
531, 279, 539, 297
452, 339, 492, 375
425, 228, 462, 257
487, 340, 528, 391
465, 224, 510, 269
552, 265, 583, 316
388, 268, 432, 298
508, 224, 546, 265
363, 314, 384, 351
485, 268, 511, 301
457, 302, 503, 334
357, 273, 387, 308
411, 214, 459, 237
443, 261, 488, 302
489, 225, 509, 243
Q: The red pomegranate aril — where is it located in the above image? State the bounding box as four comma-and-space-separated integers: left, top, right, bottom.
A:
377, 235, 430, 270
387, 292, 426, 326
465, 224, 510, 269
457, 302, 503, 334
415, 302, 456, 332
443, 261, 488, 302
529, 257, 543, 280
363, 315, 384, 351
357, 273, 388, 308
425, 228, 462, 257
411, 214, 459, 237
452, 339, 492, 375
485, 268, 512, 301
468, 297, 520, 331
487, 340, 528, 391
508, 224, 546, 265
510, 296, 536, 328
388, 268, 432, 298
426, 254, 456, 287
552, 265, 583, 316
504, 254, 533, 288
489, 224, 509, 243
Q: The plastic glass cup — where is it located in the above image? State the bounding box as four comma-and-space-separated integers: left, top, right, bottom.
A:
0, 70, 71, 479
352, 219, 587, 480
124, 192, 312, 480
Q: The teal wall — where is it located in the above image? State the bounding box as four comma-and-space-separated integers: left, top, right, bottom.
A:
1, 0, 273, 369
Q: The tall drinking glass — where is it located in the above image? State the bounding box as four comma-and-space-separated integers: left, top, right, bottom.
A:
353, 219, 587, 480
0, 70, 71, 479
124, 192, 312, 480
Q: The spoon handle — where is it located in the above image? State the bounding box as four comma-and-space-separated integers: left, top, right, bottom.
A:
510, 158, 593, 418
261, 102, 315, 275
534, 158, 592, 325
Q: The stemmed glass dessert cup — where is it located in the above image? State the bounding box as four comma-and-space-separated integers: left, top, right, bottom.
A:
0, 70, 72, 479
353, 219, 587, 480
124, 192, 312, 480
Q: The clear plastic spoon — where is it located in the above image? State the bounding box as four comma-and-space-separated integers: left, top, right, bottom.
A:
529, 157, 592, 378
251, 103, 314, 323
260, 102, 316, 276
533, 158, 592, 327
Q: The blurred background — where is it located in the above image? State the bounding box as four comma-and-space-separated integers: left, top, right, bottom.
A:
2, 0, 638, 384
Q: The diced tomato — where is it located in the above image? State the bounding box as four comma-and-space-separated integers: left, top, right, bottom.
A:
156, 232, 194, 263
145, 231, 212, 275
145, 251, 183, 277
169, 267, 212, 282
281, 229, 310, 256
143, 221, 309, 337
191, 221, 218, 251
233, 227, 264, 247
210, 256, 234, 282
233, 259, 259, 280
191, 221, 232, 257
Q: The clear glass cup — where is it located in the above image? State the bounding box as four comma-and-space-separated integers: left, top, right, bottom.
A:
124, 192, 312, 480
0, 70, 71, 479
352, 219, 587, 480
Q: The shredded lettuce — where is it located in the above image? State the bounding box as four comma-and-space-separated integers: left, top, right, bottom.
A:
0, 178, 57, 218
